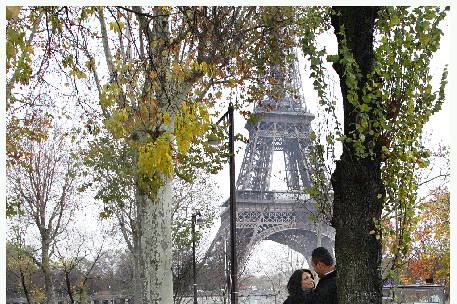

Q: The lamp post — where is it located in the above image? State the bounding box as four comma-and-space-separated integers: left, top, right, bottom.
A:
228, 103, 238, 304
210, 102, 238, 304
192, 211, 202, 304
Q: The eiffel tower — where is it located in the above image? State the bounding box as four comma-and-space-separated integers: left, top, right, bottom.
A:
202, 55, 335, 289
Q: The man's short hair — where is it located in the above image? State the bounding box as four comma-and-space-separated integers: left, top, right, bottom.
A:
312, 247, 334, 266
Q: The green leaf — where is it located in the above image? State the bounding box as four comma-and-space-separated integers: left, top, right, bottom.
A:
390, 14, 399, 26
360, 103, 371, 112
326, 54, 339, 63
309, 131, 317, 141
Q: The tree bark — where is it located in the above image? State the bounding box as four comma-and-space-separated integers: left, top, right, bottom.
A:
19, 268, 32, 304
330, 7, 384, 304
136, 180, 174, 303
65, 268, 75, 304
41, 241, 57, 304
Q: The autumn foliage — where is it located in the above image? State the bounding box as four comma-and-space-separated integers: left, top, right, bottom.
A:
402, 189, 450, 286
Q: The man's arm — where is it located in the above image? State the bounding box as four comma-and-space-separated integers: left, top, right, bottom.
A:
301, 280, 336, 304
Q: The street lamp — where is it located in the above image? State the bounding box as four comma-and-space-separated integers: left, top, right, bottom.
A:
209, 102, 238, 304
192, 211, 203, 304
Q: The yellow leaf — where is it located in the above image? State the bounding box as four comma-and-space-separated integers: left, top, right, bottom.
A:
109, 21, 124, 33
201, 61, 208, 73
6, 6, 21, 21
163, 112, 171, 125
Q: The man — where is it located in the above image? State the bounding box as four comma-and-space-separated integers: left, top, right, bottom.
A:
301, 247, 337, 304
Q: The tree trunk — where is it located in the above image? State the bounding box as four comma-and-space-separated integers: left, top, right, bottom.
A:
19, 268, 32, 304
65, 268, 75, 304
330, 7, 384, 304
78, 286, 88, 304
41, 242, 57, 304
136, 179, 174, 304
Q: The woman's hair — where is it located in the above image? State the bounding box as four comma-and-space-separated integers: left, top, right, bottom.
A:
287, 269, 315, 296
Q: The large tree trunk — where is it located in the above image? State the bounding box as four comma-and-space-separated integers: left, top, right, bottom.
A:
136, 179, 174, 303
330, 7, 384, 304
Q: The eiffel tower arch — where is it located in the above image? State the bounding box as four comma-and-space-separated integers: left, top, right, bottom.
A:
203, 57, 335, 288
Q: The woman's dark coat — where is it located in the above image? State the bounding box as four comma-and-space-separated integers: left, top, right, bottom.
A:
283, 289, 313, 304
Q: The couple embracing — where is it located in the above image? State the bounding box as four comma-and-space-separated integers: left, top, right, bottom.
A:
283, 247, 337, 304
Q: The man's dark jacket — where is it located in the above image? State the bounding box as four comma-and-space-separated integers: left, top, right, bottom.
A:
300, 270, 337, 304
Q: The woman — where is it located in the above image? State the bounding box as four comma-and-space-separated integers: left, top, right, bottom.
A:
283, 269, 315, 304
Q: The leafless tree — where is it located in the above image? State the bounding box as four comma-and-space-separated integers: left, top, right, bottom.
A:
7, 127, 80, 304
417, 143, 450, 192
55, 230, 105, 304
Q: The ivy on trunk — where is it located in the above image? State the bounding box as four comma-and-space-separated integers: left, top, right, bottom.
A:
330, 7, 384, 304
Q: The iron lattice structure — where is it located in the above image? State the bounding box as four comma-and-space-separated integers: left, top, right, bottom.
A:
202, 56, 335, 288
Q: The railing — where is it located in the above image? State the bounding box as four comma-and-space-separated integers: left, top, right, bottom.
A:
176, 292, 283, 304
220, 191, 313, 212
382, 285, 446, 304
224, 190, 311, 205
